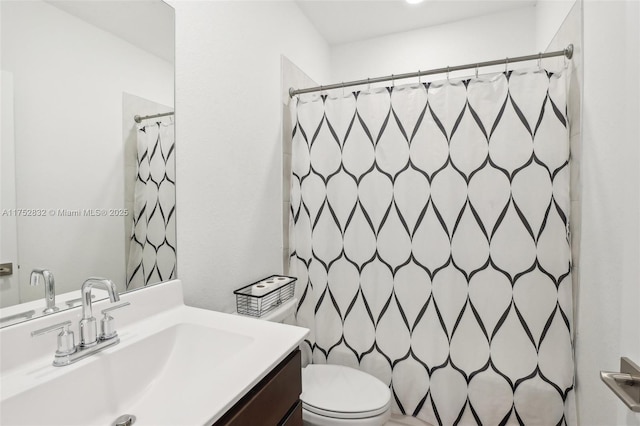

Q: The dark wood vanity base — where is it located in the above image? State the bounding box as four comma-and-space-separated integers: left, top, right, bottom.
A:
213, 349, 302, 426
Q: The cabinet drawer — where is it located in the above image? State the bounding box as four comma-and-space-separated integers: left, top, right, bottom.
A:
214, 349, 301, 426
280, 401, 302, 426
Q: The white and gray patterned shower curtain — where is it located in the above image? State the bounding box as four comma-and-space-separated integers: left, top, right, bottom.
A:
289, 69, 575, 425
126, 121, 177, 290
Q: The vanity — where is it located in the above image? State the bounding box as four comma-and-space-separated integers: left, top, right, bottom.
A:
215, 350, 302, 426
0, 280, 308, 426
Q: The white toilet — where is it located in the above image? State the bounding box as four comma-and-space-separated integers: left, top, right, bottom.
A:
301, 363, 391, 426
245, 299, 392, 426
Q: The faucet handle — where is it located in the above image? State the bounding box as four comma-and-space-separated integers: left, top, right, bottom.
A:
101, 302, 130, 315
100, 302, 130, 340
31, 320, 76, 356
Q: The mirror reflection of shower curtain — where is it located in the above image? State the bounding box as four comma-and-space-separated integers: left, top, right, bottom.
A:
289, 70, 575, 425
126, 121, 176, 290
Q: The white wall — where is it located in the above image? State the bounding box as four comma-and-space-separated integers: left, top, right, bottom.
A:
578, 1, 640, 424
535, 1, 578, 51
330, 6, 537, 86
172, 1, 330, 313
0, 0, 173, 300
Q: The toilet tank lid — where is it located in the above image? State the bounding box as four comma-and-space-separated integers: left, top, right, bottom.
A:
301, 364, 391, 417
259, 298, 297, 322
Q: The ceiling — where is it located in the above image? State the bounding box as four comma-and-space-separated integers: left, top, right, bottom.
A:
44, 1, 537, 60
295, 0, 537, 46
46, 0, 174, 63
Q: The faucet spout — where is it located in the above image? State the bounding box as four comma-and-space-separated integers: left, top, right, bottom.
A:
81, 278, 119, 320
79, 278, 120, 347
30, 269, 59, 314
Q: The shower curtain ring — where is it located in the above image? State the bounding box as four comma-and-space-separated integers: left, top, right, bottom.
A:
367, 77, 371, 92
418, 70, 421, 84
446, 66, 450, 81
505, 57, 509, 73
391, 74, 395, 87
475, 64, 479, 79
538, 52, 542, 70
342, 82, 345, 97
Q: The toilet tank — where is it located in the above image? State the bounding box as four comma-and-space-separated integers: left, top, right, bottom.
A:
238, 297, 298, 324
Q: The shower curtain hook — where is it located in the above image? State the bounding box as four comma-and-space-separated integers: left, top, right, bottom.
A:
538, 52, 542, 70
391, 74, 395, 88
475, 64, 479, 79
418, 70, 421, 85
367, 78, 371, 92
342, 82, 345, 97
446, 66, 450, 81
505, 57, 509, 73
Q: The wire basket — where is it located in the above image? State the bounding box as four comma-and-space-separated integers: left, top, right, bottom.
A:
234, 275, 296, 317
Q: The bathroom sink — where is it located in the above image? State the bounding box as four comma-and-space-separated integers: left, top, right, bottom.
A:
2, 324, 252, 425
0, 280, 308, 426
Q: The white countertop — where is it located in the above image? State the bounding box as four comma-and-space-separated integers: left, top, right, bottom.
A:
0, 280, 309, 426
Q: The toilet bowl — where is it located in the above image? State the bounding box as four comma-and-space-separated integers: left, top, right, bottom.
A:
238, 298, 392, 426
301, 364, 391, 426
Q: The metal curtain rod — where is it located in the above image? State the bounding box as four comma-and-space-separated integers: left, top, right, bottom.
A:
289, 44, 573, 97
134, 111, 174, 123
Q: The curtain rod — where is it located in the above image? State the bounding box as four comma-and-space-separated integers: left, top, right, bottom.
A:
289, 44, 573, 98
134, 111, 174, 123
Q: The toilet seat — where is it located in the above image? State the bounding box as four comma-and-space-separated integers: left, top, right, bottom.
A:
301, 364, 391, 420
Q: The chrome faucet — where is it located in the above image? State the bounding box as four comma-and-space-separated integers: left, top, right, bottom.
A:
79, 278, 119, 347
30, 269, 59, 314
31, 277, 129, 367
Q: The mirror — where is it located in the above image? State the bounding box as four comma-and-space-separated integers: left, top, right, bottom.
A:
0, 0, 176, 326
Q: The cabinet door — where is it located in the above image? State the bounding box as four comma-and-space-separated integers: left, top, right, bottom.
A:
214, 350, 301, 426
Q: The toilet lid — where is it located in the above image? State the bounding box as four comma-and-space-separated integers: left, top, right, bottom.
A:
301, 364, 391, 419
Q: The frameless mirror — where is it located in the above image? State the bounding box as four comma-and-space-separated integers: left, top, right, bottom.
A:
0, 0, 176, 327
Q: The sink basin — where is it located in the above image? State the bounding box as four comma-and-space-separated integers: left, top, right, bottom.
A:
0, 280, 308, 426
2, 324, 252, 425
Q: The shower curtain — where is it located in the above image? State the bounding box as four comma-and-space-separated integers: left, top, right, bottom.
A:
126, 120, 177, 290
289, 69, 575, 425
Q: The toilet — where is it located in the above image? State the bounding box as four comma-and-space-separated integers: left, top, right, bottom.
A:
301, 363, 391, 426
242, 298, 392, 426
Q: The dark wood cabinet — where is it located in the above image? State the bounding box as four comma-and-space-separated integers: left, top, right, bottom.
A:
213, 350, 302, 426
281, 401, 302, 426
